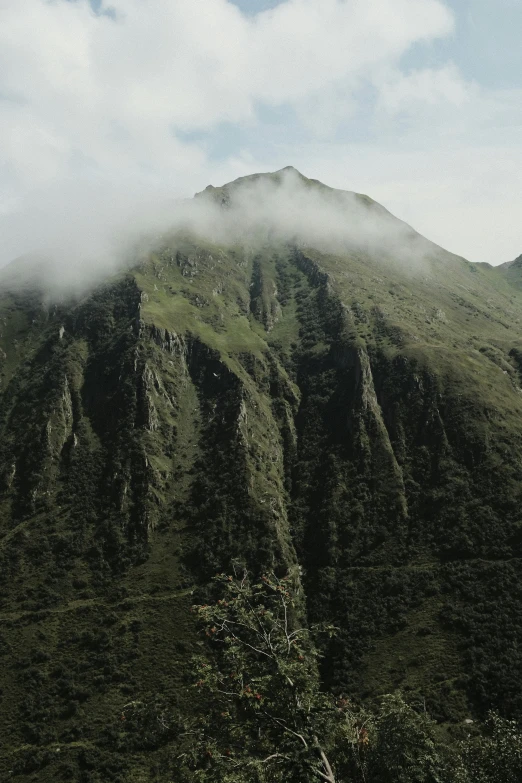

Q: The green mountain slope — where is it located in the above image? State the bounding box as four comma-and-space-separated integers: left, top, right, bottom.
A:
2, 169, 522, 780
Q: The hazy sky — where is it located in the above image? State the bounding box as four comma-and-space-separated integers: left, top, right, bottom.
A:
0, 0, 520, 267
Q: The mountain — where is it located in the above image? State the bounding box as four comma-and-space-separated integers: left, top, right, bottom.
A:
2, 168, 522, 780
496, 252, 522, 289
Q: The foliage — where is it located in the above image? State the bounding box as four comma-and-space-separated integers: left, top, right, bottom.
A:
452, 712, 522, 783
184, 571, 522, 783
366, 694, 443, 783
182, 571, 455, 783
185, 570, 346, 782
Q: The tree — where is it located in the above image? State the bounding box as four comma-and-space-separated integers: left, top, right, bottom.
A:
177, 569, 522, 783
181, 569, 366, 782
451, 712, 522, 783
367, 694, 443, 783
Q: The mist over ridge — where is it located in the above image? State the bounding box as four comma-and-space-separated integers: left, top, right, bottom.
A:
0, 166, 455, 299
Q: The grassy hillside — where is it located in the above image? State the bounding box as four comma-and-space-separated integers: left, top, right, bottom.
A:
2, 170, 522, 780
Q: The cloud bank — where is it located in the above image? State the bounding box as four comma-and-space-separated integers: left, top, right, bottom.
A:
0, 0, 461, 280
191, 168, 435, 265
1, 166, 443, 300
5, 0, 516, 279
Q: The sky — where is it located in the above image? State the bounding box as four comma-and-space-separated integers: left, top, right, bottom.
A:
0, 0, 520, 268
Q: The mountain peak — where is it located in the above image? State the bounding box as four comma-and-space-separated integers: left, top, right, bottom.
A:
194, 165, 311, 202
277, 165, 300, 173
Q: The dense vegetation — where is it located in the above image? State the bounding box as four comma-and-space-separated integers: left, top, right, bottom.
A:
2, 170, 522, 779
181, 571, 522, 782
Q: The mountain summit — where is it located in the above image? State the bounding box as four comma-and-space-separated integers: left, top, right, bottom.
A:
1, 170, 522, 779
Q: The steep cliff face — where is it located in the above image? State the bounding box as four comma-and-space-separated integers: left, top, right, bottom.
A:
3, 174, 522, 779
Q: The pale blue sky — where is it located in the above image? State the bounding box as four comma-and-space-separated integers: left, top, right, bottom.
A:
407, 0, 522, 89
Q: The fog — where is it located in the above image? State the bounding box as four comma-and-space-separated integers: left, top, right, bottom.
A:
194, 167, 436, 264
0, 167, 439, 298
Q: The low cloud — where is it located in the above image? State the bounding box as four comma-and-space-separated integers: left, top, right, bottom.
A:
191, 167, 436, 265
1, 167, 442, 298
0, 0, 458, 288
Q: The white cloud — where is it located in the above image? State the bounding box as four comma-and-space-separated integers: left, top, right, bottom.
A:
0, 0, 482, 275
240, 129, 522, 266
376, 64, 472, 115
